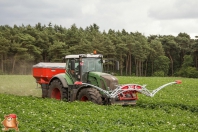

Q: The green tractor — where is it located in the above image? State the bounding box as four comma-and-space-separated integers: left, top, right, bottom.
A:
33, 53, 181, 105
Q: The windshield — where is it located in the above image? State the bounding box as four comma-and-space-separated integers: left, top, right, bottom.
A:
82, 58, 103, 72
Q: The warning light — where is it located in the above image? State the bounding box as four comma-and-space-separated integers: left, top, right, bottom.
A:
93, 50, 97, 54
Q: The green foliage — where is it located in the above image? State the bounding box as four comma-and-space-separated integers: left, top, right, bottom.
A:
185, 67, 198, 78
160, 35, 181, 76
149, 39, 164, 60
0, 76, 198, 131
177, 55, 198, 78
152, 71, 165, 77
181, 55, 193, 68
153, 56, 170, 76
48, 41, 68, 62
175, 33, 191, 60
177, 67, 198, 78
0, 23, 197, 76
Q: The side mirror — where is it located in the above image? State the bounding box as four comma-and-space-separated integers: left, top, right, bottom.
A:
115, 61, 119, 70
71, 60, 75, 70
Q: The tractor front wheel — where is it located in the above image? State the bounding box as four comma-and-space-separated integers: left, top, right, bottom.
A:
77, 88, 102, 105
48, 79, 67, 101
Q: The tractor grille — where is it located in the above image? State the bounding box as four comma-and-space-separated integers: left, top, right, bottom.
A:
101, 74, 118, 90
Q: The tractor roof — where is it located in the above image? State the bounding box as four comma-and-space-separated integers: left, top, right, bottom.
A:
65, 54, 103, 59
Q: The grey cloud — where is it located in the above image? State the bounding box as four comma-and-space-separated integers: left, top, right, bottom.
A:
0, 0, 83, 25
0, 0, 197, 38
148, 0, 198, 19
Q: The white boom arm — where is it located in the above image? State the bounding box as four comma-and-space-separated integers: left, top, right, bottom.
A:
109, 80, 181, 98
78, 80, 181, 98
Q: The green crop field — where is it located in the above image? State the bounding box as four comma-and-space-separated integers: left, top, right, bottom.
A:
0, 75, 198, 132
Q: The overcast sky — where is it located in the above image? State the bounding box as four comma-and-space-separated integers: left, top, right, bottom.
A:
0, 0, 198, 38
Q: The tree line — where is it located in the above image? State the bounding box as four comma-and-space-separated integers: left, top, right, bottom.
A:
0, 23, 198, 77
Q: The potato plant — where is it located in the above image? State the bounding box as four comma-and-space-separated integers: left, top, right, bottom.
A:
0, 75, 198, 131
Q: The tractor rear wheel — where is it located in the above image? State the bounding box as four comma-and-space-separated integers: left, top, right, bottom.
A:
77, 88, 102, 105
48, 79, 67, 101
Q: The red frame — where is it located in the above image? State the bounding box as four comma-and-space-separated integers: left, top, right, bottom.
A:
118, 84, 142, 101
32, 67, 65, 84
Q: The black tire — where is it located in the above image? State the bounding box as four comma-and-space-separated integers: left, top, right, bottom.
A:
48, 79, 67, 101
77, 88, 102, 105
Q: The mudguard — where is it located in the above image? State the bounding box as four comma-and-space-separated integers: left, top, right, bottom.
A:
49, 73, 69, 88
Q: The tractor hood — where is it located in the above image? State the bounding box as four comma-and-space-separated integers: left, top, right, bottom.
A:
88, 72, 118, 90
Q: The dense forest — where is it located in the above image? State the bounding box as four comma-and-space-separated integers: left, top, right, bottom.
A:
0, 23, 198, 78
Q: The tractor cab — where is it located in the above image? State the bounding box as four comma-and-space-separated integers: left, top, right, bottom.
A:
65, 54, 103, 83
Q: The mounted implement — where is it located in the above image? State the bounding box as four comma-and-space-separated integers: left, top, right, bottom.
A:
32, 53, 181, 105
